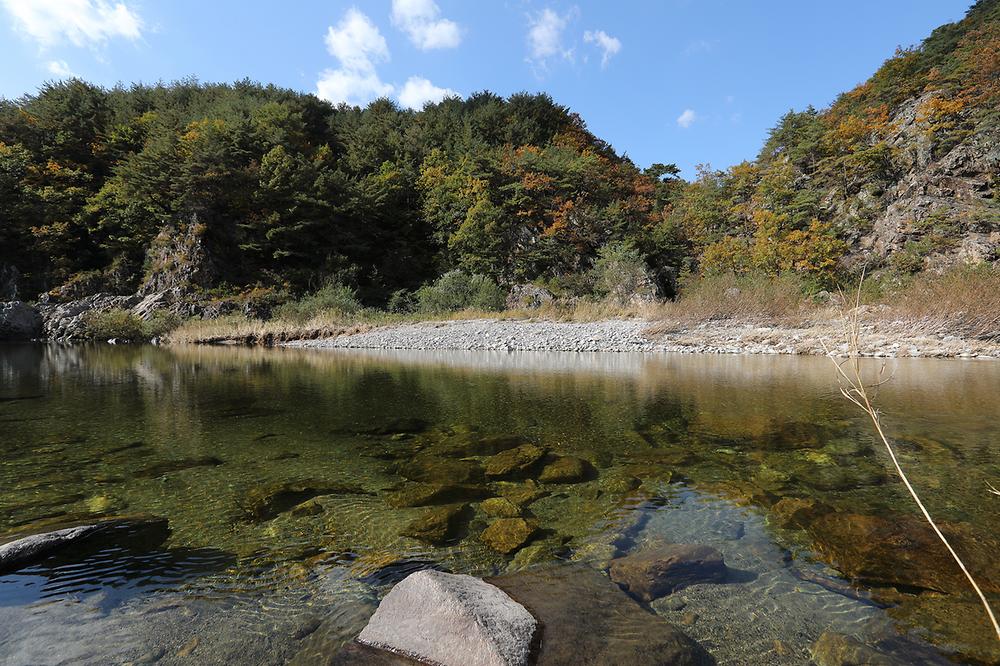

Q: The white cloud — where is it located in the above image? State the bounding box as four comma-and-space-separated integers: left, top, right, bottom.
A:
398, 76, 456, 110
583, 29, 620, 68
1, 0, 142, 48
46, 59, 74, 77
323, 8, 389, 71
527, 8, 573, 67
676, 109, 697, 128
684, 39, 716, 57
391, 0, 460, 50
316, 8, 393, 106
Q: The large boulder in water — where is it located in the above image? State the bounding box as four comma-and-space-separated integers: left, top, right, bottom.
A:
489, 565, 713, 665
0, 301, 42, 340
349, 570, 537, 666
609, 543, 727, 602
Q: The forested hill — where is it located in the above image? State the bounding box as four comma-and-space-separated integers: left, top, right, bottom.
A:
0, 85, 676, 303
1, 0, 997, 311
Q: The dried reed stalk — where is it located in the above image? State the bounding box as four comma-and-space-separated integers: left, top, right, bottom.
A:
823, 277, 1000, 642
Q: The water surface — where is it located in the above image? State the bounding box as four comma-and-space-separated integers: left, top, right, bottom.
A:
1, 344, 998, 664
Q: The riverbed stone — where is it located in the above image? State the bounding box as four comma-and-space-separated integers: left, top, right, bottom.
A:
769, 497, 833, 530
397, 456, 483, 484
489, 565, 713, 665
135, 456, 224, 478
609, 543, 727, 601
481, 497, 522, 518
807, 512, 1000, 595
401, 504, 470, 545
484, 444, 547, 479
494, 480, 548, 507
386, 482, 490, 508
242, 480, 364, 522
355, 570, 537, 666
481, 518, 538, 555
811, 632, 907, 666
538, 456, 593, 483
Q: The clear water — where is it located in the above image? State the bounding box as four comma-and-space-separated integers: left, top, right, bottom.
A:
1, 344, 998, 664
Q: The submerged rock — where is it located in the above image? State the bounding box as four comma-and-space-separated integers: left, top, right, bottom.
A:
0, 515, 169, 573
484, 444, 547, 479
609, 543, 727, 601
489, 565, 713, 665
242, 480, 364, 522
811, 632, 908, 666
135, 456, 224, 478
538, 456, 593, 484
807, 512, 1000, 595
397, 456, 484, 485
494, 480, 549, 507
769, 497, 833, 530
481, 518, 538, 555
401, 504, 471, 545
434, 434, 532, 458
351, 570, 537, 666
481, 497, 523, 518
386, 482, 489, 508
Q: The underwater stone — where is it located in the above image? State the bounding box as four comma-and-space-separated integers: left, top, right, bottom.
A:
242, 480, 364, 521
610, 543, 726, 601
355, 570, 537, 666
401, 504, 470, 545
489, 565, 712, 665
397, 456, 484, 485
386, 482, 490, 508
481, 518, 538, 555
484, 444, 547, 479
538, 456, 593, 483
481, 497, 522, 518
769, 497, 832, 530
134, 456, 223, 478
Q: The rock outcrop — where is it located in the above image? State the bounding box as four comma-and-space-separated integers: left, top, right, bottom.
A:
352, 570, 537, 666
0, 301, 42, 340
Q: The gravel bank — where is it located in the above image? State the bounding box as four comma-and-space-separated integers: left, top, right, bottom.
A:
284, 318, 1000, 359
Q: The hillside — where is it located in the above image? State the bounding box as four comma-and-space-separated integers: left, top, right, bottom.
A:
0, 0, 997, 340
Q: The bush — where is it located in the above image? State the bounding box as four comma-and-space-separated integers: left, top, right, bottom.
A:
387, 289, 416, 313
592, 243, 656, 305
84, 308, 183, 341
415, 271, 505, 313
273, 282, 362, 321
661, 271, 812, 323
890, 263, 1000, 340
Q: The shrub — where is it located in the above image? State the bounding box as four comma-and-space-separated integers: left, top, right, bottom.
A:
387, 289, 416, 313
592, 242, 656, 305
657, 271, 812, 324
890, 263, 1000, 340
415, 271, 505, 313
83, 308, 183, 342
273, 282, 362, 321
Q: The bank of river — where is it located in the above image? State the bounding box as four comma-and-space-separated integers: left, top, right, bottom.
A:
285, 317, 1000, 358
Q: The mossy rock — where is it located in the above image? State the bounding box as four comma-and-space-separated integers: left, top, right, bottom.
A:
481, 518, 538, 554
494, 480, 549, 507
538, 456, 593, 484
401, 504, 470, 545
481, 497, 522, 518
396, 456, 484, 485
242, 480, 364, 522
386, 482, 490, 508
484, 444, 547, 479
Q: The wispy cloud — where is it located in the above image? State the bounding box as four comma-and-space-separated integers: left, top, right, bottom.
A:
676, 109, 697, 128
391, 0, 461, 50
583, 29, 620, 68
526, 8, 575, 71
1, 0, 142, 48
316, 8, 393, 106
46, 59, 74, 77
683, 39, 716, 57
398, 76, 457, 110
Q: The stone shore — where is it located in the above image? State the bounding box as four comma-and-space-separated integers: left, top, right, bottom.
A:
284, 318, 1000, 359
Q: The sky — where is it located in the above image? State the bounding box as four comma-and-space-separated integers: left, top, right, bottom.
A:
0, 0, 975, 178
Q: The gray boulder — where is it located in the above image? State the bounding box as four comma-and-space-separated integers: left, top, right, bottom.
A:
354, 570, 537, 666
506, 283, 554, 310
0, 301, 42, 340
0, 515, 170, 573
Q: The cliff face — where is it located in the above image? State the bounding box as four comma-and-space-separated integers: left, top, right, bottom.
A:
855, 91, 999, 270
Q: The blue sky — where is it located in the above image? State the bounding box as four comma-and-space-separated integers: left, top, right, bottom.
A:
0, 0, 974, 177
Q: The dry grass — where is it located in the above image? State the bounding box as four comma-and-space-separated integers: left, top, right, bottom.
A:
645, 272, 817, 335
882, 265, 1000, 341
825, 279, 1000, 642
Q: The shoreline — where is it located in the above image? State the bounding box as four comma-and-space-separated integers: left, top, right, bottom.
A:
282, 317, 1000, 359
